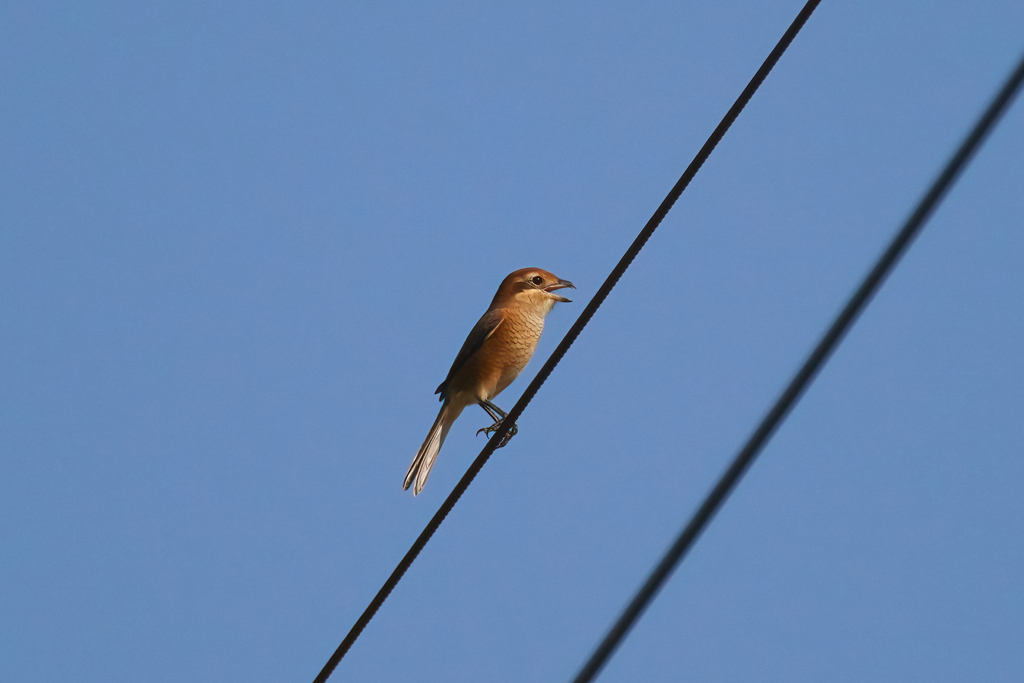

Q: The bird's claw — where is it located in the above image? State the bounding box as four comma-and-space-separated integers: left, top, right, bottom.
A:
476, 419, 518, 448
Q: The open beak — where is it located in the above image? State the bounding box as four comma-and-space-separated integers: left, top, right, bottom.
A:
544, 279, 575, 303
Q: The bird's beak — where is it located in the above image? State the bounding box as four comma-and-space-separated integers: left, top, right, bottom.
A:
544, 279, 575, 303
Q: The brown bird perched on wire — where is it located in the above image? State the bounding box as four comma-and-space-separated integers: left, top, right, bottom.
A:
404, 268, 575, 495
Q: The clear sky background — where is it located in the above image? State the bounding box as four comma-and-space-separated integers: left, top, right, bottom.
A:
2, 2, 1023, 681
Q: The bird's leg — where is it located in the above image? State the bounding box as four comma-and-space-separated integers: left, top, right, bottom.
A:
476, 400, 518, 447
479, 400, 506, 423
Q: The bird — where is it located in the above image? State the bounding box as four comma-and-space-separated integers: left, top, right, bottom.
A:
403, 268, 575, 495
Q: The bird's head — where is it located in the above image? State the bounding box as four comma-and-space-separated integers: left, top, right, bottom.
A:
495, 268, 575, 312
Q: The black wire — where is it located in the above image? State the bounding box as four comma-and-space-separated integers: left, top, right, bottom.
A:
569, 48, 1024, 683
312, 2, 823, 680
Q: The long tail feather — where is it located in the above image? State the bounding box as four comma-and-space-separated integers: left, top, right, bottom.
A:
404, 401, 458, 495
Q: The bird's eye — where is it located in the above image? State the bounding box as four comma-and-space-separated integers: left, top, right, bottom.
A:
531, 276, 544, 286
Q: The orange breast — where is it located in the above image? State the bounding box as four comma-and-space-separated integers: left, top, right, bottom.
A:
448, 308, 545, 402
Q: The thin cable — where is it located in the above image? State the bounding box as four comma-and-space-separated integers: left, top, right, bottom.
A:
312, 2, 822, 680
569, 48, 1024, 683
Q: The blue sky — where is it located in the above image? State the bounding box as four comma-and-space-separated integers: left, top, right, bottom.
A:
2, 2, 1023, 681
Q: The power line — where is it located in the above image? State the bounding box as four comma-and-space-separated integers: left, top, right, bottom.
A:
311, 2, 823, 680
568, 47, 1024, 683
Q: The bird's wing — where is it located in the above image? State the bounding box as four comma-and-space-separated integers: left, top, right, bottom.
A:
435, 308, 504, 400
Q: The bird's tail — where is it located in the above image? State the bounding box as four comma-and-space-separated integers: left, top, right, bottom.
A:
404, 401, 460, 495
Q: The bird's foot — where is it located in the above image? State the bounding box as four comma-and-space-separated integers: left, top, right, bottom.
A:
476, 419, 518, 448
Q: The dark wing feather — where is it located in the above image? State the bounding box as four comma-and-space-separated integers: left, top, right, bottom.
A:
435, 309, 504, 400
